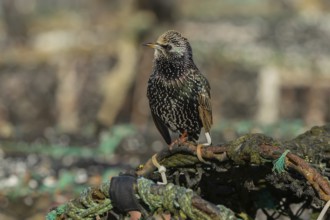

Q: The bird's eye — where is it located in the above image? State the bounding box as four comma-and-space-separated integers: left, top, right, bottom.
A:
163, 44, 172, 50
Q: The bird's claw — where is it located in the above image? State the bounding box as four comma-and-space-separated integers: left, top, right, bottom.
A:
169, 131, 188, 150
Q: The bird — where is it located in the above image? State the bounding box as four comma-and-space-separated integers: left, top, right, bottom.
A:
144, 30, 213, 147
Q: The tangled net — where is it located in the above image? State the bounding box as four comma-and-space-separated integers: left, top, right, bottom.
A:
47, 125, 330, 219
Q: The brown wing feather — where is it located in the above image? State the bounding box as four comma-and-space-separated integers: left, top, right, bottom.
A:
198, 92, 213, 132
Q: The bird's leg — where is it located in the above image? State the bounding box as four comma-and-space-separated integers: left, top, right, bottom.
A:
202, 132, 212, 146
169, 131, 188, 150
179, 130, 189, 142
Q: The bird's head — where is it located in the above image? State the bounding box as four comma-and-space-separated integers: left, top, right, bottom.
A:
144, 30, 193, 61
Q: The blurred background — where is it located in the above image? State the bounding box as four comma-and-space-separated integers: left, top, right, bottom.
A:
0, 0, 329, 219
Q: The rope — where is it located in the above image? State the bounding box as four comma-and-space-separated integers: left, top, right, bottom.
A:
196, 144, 208, 164
152, 154, 167, 185
46, 204, 66, 220
46, 182, 113, 220
137, 178, 220, 220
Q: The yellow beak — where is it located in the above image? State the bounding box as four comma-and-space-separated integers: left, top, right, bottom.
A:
143, 43, 160, 49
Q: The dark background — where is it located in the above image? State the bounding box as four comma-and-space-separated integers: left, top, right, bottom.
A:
0, 0, 329, 219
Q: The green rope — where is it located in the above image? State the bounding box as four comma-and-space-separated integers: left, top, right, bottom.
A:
272, 150, 290, 173
46, 204, 66, 220
46, 181, 113, 220
137, 178, 236, 220
137, 178, 197, 218
46, 177, 238, 220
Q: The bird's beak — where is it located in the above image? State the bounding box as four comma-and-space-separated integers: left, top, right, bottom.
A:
143, 43, 159, 49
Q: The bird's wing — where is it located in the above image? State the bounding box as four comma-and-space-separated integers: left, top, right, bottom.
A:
198, 92, 213, 132
196, 74, 213, 133
150, 110, 172, 145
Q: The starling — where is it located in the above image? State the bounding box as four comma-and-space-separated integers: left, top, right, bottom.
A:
144, 30, 212, 146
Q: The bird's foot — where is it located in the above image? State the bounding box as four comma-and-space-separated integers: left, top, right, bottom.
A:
169, 131, 188, 150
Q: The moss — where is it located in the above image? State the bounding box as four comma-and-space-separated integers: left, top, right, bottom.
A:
227, 133, 280, 165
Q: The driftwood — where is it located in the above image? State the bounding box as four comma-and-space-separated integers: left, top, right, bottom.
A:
46, 125, 330, 219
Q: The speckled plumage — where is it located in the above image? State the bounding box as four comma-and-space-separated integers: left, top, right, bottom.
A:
145, 30, 212, 145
